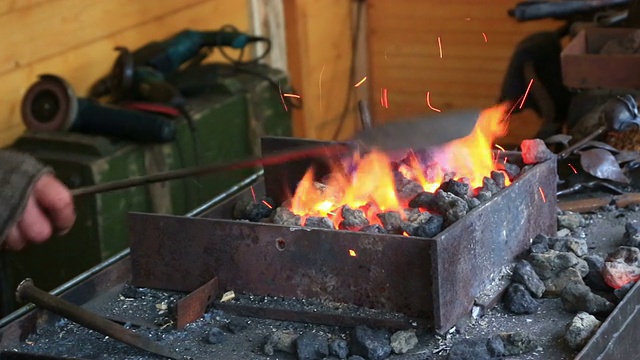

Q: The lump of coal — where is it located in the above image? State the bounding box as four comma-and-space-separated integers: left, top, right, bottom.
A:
233, 197, 275, 222
411, 215, 444, 238
339, 206, 369, 231
558, 212, 586, 231
329, 339, 349, 359
499, 332, 538, 357
560, 281, 614, 314
602, 261, 640, 289
466, 196, 481, 210
549, 237, 588, 257
490, 171, 506, 189
497, 161, 521, 180
404, 208, 430, 224
481, 177, 500, 195
512, 260, 545, 298
263, 330, 298, 356
521, 138, 555, 165
434, 190, 468, 225
305, 216, 335, 230
545, 268, 586, 296
486, 335, 505, 357
476, 189, 492, 203
606, 246, 640, 266
447, 338, 493, 360
529, 250, 588, 280
120, 283, 141, 299
438, 179, 470, 198
583, 255, 612, 292
503, 283, 539, 314
377, 211, 403, 234
349, 325, 391, 360
390, 330, 418, 355
206, 327, 226, 345
408, 192, 436, 210
565, 312, 601, 350
623, 222, 640, 248
225, 318, 248, 334
296, 332, 329, 360
397, 180, 424, 203
360, 224, 388, 234
273, 207, 301, 226
615, 282, 634, 299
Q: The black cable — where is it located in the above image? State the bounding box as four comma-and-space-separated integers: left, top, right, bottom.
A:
332, 0, 365, 140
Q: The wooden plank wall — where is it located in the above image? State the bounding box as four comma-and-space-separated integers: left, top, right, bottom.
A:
0, 0, 250, 148
367, 1, 564, 143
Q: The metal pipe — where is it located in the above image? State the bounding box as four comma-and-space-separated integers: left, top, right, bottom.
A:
15, 279, 183, 360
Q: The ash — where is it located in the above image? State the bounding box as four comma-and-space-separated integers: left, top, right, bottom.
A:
8, 205, 640, 360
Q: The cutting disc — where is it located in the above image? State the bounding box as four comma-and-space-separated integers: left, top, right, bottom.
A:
21, 74, 77, 132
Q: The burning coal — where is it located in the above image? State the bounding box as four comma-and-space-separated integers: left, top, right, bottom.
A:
234, 103, 524, 238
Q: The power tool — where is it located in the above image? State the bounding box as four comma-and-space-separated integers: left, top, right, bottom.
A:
21, 74, 177, 143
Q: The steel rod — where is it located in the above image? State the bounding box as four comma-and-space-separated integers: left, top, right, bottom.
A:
557, 125, 607, 160
15, 279, 183, 360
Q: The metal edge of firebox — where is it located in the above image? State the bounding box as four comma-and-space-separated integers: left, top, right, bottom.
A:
0, 170, 264, 350
575, 279, 640, 360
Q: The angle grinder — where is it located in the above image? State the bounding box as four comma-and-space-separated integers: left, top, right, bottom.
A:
21, 74, 177, 143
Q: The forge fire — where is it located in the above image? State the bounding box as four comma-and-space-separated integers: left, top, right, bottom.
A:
234, 103, 526, 238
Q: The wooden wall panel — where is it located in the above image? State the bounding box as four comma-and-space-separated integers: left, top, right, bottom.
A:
0, 0, 250, 147
367, 0, 563, 141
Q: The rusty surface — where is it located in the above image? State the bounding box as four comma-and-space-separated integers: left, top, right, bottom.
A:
576, 280, 640, 360
433, 159, 557, 332
215, 302, 419, 331
129, 214, 436, 320
176, 277, 219, 329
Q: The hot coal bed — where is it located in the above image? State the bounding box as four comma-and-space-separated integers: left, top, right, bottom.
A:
6, 137, 640, 360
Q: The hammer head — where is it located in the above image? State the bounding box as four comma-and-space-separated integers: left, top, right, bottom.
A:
603, 94, 640, 132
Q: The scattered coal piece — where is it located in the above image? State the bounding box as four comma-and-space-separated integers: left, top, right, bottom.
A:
465, 196, 481, 210
360, 224, 388, 234
614, 282, 635, 299
206, 327, 226, 345
434, 190, 468, 225
349, 325, 392, 360
411, 215, 444, 238
512, 260, 545, 298
529, 243, 549, 254
499, 332, 538, 357
273, 207, 302, 226
521, 138, 555, 164
233, 197, 275, 222
339, 206, 369, 231
549, 237, 589, 257
329, 339, 349, 359
606, 246, 640, 266
263, 330, 298, 356
544, 268, 586, 297
486, 335, 505, 357
481, 177, 500, 195
225, 318, 248, 334
560, 281, 615, 314
389, 330, 418, 355
476, 189, 492, 203
602, 261, 640, 289
558, 212, 586, 231
377, 211, 403, 234
583, 255, 612, 292
490, 171, 506, 189
447, 338, 493, 360
565, 312, 601, 351
438, 179, 470, 198
497, 161, 521, 180
503, 283, 540, 315
528, 250, 588, 280
408, 191, 436, 210
623, 222, 640, 248
296, 332, 329, 360
305, 216, 335, 230
120, 283, 141, 299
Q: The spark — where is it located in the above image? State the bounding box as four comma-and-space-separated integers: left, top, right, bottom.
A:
495, 144, 505, 152
426, 92, 442, 112
354, 76, 368, 88
568, 163, 578, 174
262, 200, 273, 209
465, 17, 471, 20
349, 249, 357, 257
402, 231, 409, 237
381, 88, 389, 108
437, 36, 443, 58
482, 32, 488, 42
506, 95, 524, 118
283, 93, 301, 99
250, 186, 257, 203
519, 79, 534, 109
538, 187, 546, 203
278, 82, 288, 112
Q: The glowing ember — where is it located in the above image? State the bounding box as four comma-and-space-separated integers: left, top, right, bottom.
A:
568, 163, 578, 174
288, 103, 512, 229
482, 32, 488, 42
354, 76, 367, 87
437, 36, 443, 58
348, 249, 357, 257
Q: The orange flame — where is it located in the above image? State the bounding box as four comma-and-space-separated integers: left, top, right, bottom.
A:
288, 103, 510, 228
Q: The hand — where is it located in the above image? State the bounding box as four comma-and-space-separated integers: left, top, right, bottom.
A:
3, 174, 76, 251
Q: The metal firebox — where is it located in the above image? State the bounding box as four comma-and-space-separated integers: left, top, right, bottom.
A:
128, 137, 558, 333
